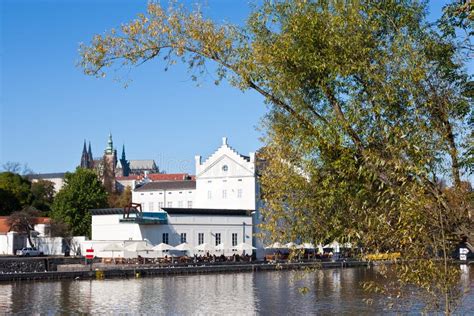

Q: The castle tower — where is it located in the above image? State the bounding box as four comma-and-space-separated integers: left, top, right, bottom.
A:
102, 133, 117, 192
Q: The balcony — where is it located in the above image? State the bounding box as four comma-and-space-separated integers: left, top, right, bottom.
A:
119, 212, 168, 225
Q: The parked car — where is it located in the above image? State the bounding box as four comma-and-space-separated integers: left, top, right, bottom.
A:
16, 247, 43, 257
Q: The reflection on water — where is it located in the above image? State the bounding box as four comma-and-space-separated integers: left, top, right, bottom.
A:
0, 266, 472, 314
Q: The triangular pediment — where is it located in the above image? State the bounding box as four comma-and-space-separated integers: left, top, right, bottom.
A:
197, 154, 253, 178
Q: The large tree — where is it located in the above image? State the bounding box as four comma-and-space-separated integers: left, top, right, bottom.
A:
7, 207, 41, 248
79, 1, 472, 313
51, 168, 108, 237
30, 180, 55, 214
0, 172, 32, 215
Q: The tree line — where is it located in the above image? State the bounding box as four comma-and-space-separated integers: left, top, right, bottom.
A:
0, 165, 131, 238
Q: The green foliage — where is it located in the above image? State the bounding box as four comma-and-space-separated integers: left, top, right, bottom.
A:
30, 180, 55, 214
0, 172, 32, 215
51, 168, 108, 237
79, 1, 472, 313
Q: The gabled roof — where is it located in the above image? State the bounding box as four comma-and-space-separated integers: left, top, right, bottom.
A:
134, 180, 196, 191
129, 160, 157, 170
0, 216, 51, 234
196, 137, 255, 177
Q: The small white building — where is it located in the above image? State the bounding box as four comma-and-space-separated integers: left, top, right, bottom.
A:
91, 208, 253, 256
132, 180, 196, 211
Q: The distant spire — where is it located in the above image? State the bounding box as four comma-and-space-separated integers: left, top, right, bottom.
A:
119, 143, 130, 177
80, 140, 89, 168
88, 141, 93, 162
121, 144, 126, 160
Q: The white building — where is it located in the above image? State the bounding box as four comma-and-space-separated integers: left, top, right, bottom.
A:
91, 137, 263, 258
132, 137, 257, 211
132, 180, 196, 211
194, 137, 256, 210
91, 208, 252, 256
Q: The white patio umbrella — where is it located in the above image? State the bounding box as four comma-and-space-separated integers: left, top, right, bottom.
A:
125, 241, 154, 253
302, 242, 315, 249
232, 242, 256, 252
215, 243, 227, 252
317, 244, 324, 254
194, 243, 214, 253
152, 243, 175, 251
323, 241, 340, 249
285, 242, 298, 249
265, 242, 284, 249
102, 242, 124, 263
175, 242, 192, 252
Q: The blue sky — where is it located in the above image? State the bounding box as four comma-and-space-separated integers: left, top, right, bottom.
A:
0, 0, 469, 176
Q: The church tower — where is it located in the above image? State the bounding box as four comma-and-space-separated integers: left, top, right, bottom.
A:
102, 133, 117, 192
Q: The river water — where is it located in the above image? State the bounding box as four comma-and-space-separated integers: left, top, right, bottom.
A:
0, 266, 473, 314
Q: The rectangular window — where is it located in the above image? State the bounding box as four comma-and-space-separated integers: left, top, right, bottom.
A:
207, 190, 212, 200
232, 233, 238, 246
198, 233, 204, 245
148, 202, 154, 211
237, 189, 242, 198
187, 201, 193, 208
167, 201, 172, 207
162, 233, 169, 244
180, 233, 187, 243
158, 202, 164, 208
222, 190, 227, 199
178, 200, 183, 208
215, 233, 221, 246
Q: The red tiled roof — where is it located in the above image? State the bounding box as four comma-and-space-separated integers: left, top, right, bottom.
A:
147, 173, 191, 181
115, 173, 195, 181
0, 216, 51, 234
116, 175, 141, 180
0, 218, 9, 234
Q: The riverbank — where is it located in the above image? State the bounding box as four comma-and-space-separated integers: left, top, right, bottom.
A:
0, 259, 369, 282
1, 257, 472, 283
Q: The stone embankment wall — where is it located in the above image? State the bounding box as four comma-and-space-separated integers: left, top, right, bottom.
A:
0, 257, 85, 274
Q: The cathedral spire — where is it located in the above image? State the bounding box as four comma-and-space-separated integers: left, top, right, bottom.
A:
88, 141, 93, 162
80, 140, 89, 168
121, 144, 126, 161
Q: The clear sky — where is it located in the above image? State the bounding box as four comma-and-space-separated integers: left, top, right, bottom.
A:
0, 0, 469, 176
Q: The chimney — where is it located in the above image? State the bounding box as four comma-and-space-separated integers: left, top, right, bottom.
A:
195, 155, 201, 165
222, 137, 227, 146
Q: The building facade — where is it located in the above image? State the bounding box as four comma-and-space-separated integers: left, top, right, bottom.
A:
91, 208, 253, 256
91, 137, 264, 258
132, 137, 257, 211
132, 180, 196, 211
